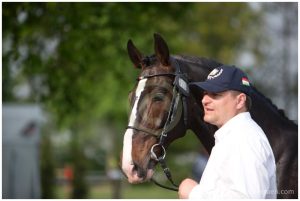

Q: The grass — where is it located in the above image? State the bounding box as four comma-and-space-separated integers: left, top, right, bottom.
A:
122, 183, 178, 199
55, 181, 178, 199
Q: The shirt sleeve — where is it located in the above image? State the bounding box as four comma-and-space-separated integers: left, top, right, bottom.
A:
189, 132, 273, 199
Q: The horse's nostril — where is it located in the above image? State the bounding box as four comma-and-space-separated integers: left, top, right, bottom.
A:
133, 163, 147, 179
133, 163, 138, 172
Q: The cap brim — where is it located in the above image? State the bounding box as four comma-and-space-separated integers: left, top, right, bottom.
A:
189, 82, 228, 93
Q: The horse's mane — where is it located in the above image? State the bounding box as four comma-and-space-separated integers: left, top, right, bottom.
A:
251, 86, 297, 125
174, 55, 297, 125
174, 55, 222, 70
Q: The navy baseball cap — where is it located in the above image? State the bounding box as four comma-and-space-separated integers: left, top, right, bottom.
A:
190, 65, 252, 96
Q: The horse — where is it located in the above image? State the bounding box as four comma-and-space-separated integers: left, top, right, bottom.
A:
121, 33, 298, 199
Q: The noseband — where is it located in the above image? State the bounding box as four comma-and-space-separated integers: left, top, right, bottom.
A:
127, 58, 190, 191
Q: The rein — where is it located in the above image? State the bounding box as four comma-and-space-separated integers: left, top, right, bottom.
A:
127, 58, 190, 192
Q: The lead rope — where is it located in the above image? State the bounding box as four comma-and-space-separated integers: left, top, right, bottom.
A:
150, 178, 178, 192
150, 150, 179, 192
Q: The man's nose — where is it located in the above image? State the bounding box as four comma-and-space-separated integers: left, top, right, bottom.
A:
202, 94, 210, 105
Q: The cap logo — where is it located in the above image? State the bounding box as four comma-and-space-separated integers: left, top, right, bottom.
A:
207, 68, 223, 80
242, 77, 250, 86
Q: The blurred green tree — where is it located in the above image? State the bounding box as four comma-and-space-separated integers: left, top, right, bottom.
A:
40, 127, 56, 198
3, 2, 262, 198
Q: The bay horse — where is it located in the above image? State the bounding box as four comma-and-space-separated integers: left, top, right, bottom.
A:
121, 33, 298, 199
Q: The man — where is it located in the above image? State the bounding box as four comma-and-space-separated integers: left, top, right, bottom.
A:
178, 65, 276, 199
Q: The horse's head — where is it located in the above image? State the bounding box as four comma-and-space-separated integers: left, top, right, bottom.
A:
121, 34, 188, 183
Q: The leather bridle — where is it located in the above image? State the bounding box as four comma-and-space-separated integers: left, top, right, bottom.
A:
126, 58, 190, 191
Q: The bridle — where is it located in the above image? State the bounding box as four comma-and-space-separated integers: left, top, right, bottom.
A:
126, 58, 190, 191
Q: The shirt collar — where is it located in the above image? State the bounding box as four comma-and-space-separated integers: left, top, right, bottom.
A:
214, 112, 251, 143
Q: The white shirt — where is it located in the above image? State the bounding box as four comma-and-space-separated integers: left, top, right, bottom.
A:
189, 112, 277, 199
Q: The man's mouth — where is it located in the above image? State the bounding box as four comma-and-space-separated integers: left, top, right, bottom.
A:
205, 108, 214, 112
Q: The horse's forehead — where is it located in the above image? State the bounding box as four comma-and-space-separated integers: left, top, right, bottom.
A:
150, 74, 173, 83
132, 76, 173, 94
130, 65, 174, 92
140, 64, 174, 77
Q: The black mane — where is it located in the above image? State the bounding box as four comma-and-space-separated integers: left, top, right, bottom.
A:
251, 86, 297, 125
174, 55, 222, 70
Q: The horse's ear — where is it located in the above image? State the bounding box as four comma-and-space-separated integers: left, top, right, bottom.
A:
127, 39, 143, 68
154, 33, 170, 66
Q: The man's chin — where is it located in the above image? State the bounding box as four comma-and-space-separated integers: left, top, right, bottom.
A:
204, 115, 213, 124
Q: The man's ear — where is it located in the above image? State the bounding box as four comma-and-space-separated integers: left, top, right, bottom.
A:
236, 93, 247, 110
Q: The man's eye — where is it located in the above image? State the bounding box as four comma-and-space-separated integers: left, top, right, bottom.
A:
211, 93, 222, 98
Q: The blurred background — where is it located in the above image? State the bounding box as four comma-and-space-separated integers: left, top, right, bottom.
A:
2, 2, 297, 199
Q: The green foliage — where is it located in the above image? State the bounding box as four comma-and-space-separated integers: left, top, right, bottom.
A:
70, 127, 89, 198
40, 130, 56, 198
3, 2, 262, 152
71, 150, 89, 199
3, 2, 261, 128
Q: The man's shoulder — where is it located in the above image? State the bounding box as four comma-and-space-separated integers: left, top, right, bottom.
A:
230, 119, 274, 158
234, 120, 267, 143
234, 114, 265, 135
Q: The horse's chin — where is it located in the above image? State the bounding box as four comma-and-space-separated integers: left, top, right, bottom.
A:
128, 168, 154, 184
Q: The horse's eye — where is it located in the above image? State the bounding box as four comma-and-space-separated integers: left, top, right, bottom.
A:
153, 93, 164, 102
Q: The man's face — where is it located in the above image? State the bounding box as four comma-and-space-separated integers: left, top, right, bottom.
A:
201, 90, 242, 128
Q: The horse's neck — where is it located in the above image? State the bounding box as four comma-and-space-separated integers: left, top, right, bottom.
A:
250, 89, 297, 158
173, 55, 219, 81
251, 88, 297, 130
